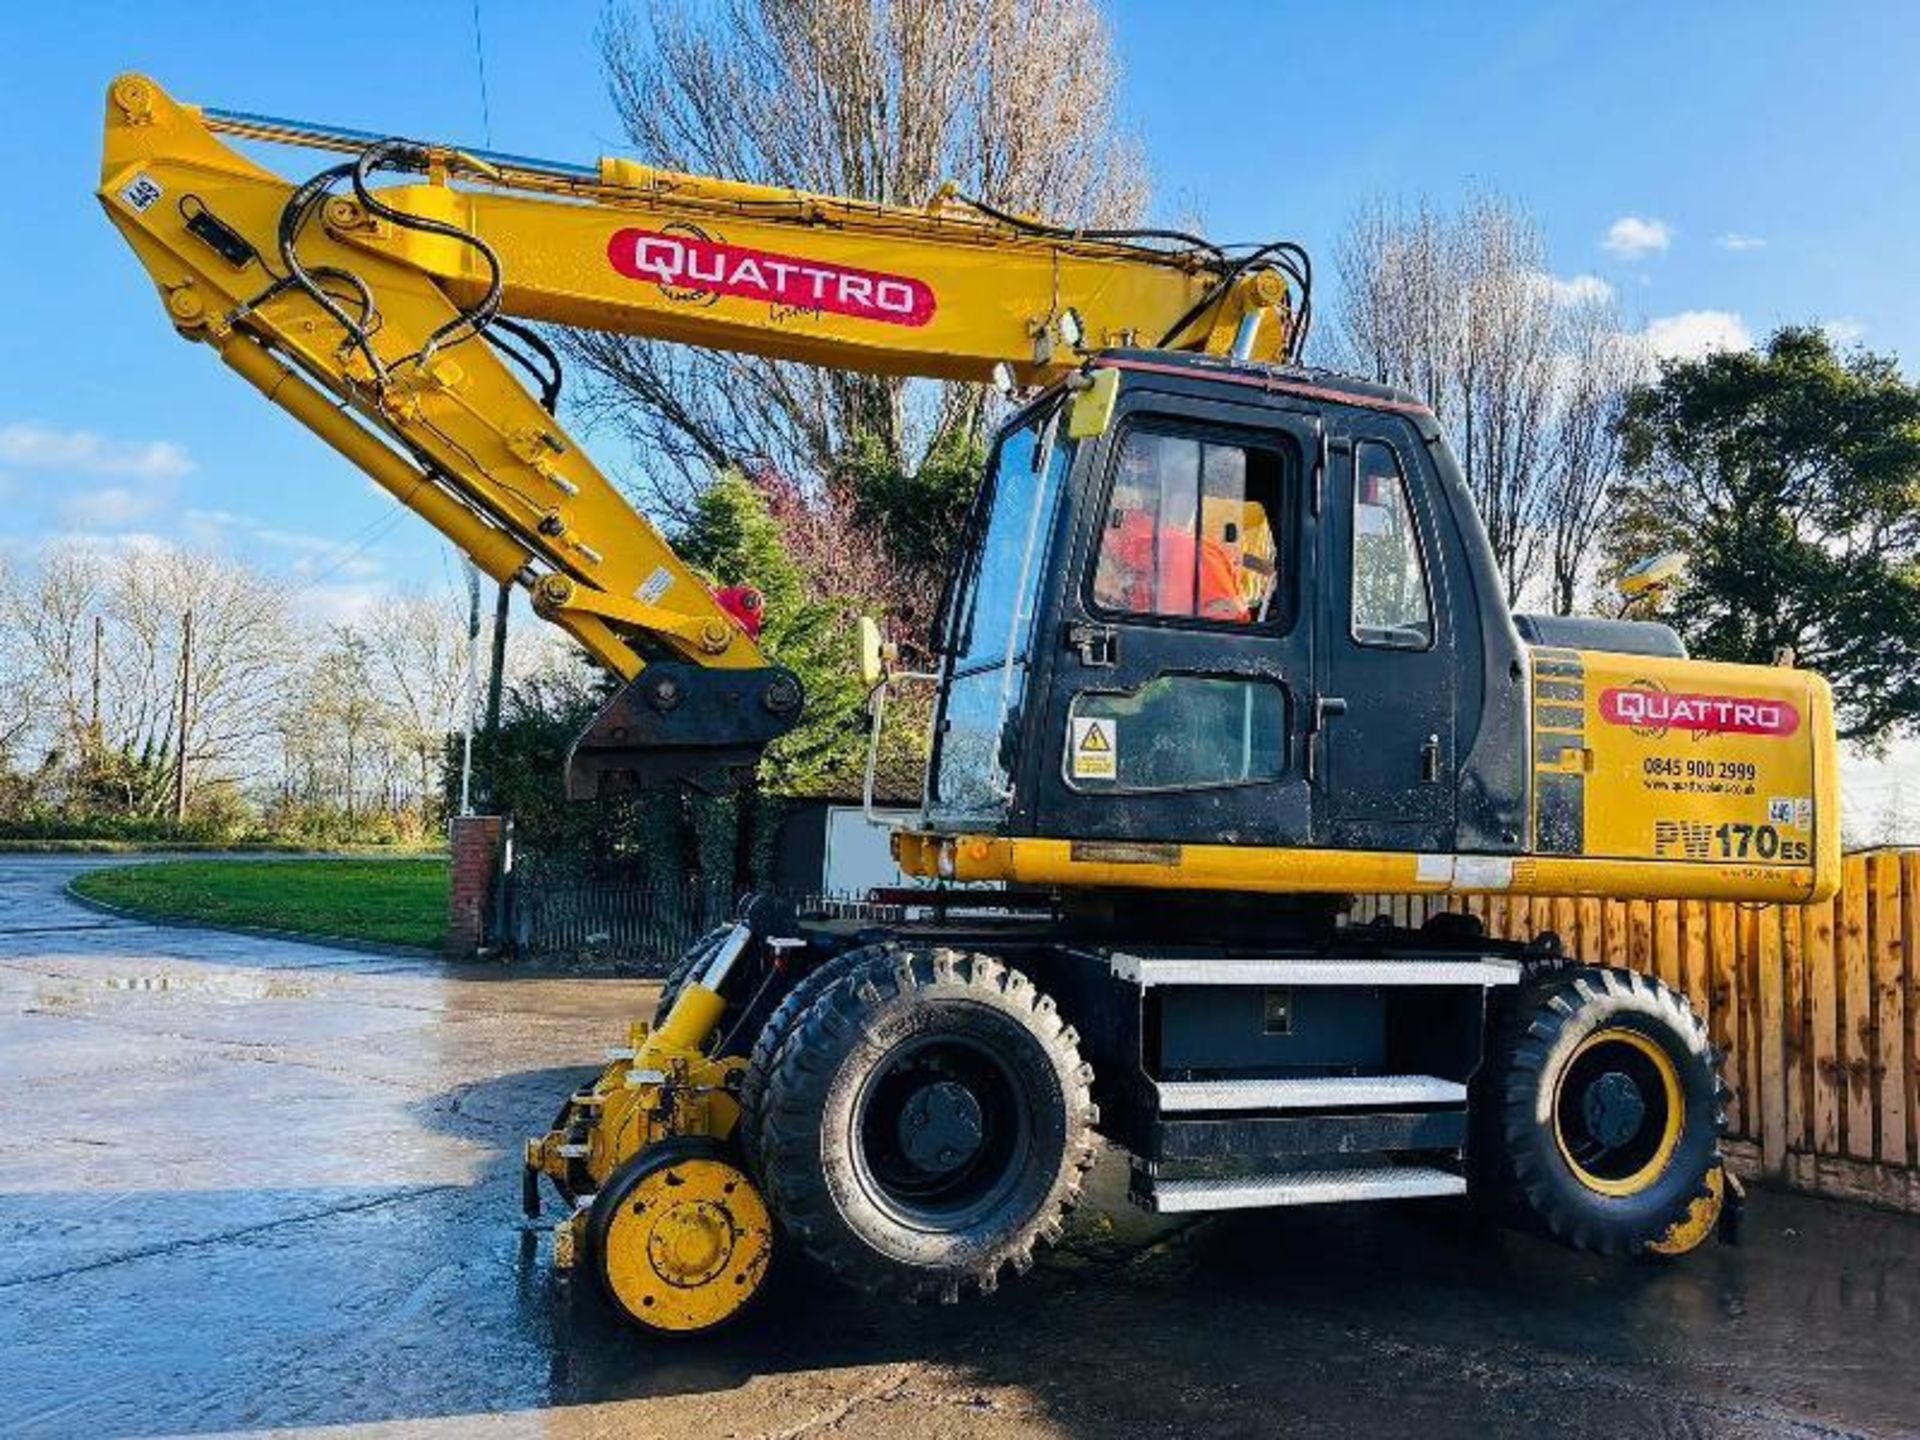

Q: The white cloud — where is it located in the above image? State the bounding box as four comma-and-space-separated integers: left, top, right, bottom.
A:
1601, 216, 1672, 261
300, 581, 391, 627
1715, 232, 1766, 252
1642, 310, 1754, 361
1821, 317, 1867, 348
1543, 272, 1614, 306
61, 485, 167, 530
0, 422, 193, 481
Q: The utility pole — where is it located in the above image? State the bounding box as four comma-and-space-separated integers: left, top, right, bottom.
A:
89, 615, 103, 749
172, 608, 193, 826
458, 559, 481, 817
480, 579, 510, 805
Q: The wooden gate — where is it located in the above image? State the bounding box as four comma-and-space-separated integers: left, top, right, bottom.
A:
1353, 849, 1920, 1212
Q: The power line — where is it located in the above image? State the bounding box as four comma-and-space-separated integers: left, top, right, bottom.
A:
470, 0, 494, 149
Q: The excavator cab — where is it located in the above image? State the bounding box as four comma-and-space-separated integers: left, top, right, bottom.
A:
922, 352, 1531, 862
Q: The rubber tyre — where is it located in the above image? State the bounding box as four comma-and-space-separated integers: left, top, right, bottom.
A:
1488, 965, 1728, 1257
653, 925, 731, 1025
759, 948, 1096, 1302
737, 942, 900, 1182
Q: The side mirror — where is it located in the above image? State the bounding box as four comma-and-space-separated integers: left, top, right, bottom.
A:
1618, 550, 1687, 602
857, 614, 896, 687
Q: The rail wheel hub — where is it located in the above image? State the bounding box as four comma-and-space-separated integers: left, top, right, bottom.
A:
594, 1148, 772, 1334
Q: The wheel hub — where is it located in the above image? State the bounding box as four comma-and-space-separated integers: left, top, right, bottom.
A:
897, 1079, 986, 1174
1582, 1070, 1648, 1148
1552, 1025, 1686, 1198
596, 1153, 773, 1333
647, 1198, 734, 1287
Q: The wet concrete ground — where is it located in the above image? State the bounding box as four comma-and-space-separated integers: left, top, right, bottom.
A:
2, 854, 1917, 1439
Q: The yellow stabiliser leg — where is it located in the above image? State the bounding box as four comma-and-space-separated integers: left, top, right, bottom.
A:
525, 965, 774, 1334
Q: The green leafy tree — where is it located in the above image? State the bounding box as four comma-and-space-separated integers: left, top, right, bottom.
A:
677, 472, 874, 795
1613, 327, 1920, 743
837, 425, 987, 646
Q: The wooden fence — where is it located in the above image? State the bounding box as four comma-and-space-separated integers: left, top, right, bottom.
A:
1353, 849, 1920, 1213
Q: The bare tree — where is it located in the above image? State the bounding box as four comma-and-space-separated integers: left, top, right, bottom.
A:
365, 588, 472, 821
1330, 189, 1633, 609
0, 541, 107, 752
103, 545, 289, 811
1544, 295, 1641, 614
1455, 193, 1558, 601
569, 0, 1148, 516
0, 556, 41, 765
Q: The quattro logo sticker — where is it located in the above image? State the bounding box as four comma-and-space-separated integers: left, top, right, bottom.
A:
609, 228, 936, 327
1600, 687, 1800, 738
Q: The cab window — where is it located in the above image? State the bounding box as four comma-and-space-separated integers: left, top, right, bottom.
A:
1091, 427, 1288, 627
1351, 440, 1432, 649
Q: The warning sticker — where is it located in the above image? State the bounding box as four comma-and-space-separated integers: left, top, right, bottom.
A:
1069, 716, 1117, 780
635, 566, 675, 605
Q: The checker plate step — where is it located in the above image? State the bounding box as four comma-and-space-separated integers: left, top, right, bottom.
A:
1155, 1075, 1467, 1112
1143, 1165, 1466, 1214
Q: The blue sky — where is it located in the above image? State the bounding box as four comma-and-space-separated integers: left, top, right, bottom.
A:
3, 1, 1917, 621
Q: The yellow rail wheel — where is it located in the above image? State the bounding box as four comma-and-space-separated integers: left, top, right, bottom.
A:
1487, 966, 1730, 1258
587, 1138, 773, 1335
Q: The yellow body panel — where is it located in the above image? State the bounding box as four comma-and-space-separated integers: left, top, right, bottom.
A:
896, 648, 1840, 907
1533, 646, 1838, 897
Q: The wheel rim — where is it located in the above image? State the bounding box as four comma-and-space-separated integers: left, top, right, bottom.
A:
1552, 1026, 1684, 1197
1647, 1163, 1726, 1255
600, 1155, 772, 1332
851, 1033, 1032, 1230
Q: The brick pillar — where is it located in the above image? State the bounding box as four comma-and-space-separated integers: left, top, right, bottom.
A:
448, 814, 504, 958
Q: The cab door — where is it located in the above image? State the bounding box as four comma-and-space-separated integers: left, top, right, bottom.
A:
1029, 390, 1316, 847
1315, 422, 1457, 850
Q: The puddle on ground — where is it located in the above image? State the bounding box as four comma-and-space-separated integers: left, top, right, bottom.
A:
96, 972, 319, 1000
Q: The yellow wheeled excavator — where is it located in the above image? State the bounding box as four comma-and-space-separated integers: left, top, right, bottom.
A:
100, 74, 1836, 1334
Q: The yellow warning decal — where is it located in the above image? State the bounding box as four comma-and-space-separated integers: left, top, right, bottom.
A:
1070, 716, 1117, 780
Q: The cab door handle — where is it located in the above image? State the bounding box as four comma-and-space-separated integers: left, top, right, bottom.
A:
1306, 695, 1347, 781
1421, 733, 1442, 783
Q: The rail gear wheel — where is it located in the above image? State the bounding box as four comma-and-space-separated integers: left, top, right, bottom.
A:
653, 926, 732, 1024
759, 948, 1096, 1302
738, 942, 901, 1181
586, 1137, 773, 1335
1488, 966, 1727, 1257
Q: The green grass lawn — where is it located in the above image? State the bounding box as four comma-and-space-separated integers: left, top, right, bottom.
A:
72, 858, 450, 950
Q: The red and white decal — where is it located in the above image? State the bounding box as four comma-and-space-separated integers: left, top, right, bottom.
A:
608, 228, 935, 327
1600, 687, 1800, 737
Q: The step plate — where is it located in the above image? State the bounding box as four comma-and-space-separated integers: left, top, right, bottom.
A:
1147, 1165, 1466, 1214
1155, 1075, 1467, 1113
1111, 954, 1521, 988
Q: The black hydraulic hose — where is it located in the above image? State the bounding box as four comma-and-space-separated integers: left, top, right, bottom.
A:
277, 161, 390, 380
350, 140, 506, 366
950, 189, 1229, 265
485, 316, 564, 413
1153, 239, 1314, 364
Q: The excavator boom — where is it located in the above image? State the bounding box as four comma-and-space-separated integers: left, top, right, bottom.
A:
96, 74, 1297, 787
